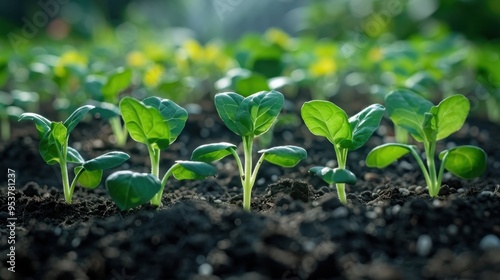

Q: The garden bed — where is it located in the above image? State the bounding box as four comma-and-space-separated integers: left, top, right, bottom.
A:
1, 100, 500, 280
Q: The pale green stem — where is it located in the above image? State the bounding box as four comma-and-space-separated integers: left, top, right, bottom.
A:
242, 136, 254, 211
437, 151, 449, 192
149, 164, 176, 206
61, 142, 71, 204
109, 117, 127, 146
408, 145, 433, 192
334, 145, 349, 204
424, 141, 439, 197
250, 153, 266, 189
148, 146, 162, 206
67, 167, 85, 201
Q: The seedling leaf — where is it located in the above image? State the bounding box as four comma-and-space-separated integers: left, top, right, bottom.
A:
63, 105, 95, 135
301, 100, 351, 145
259, 146, 307, 167
191, 142, 237, 162
430, 95, 470, 141
119, 97, 170, 150
309, 167, 357, 185
171, 161, 218, 180
385, 89, 433, 142
239, 90, 284, 136
214, 92, 245, 136
67, 147, 84, 163
39, 122, 67, 165
106, 171, 162, 210
439, 146, 487, 179
366, 143, 412, 168
83, 151, 130, 171
102, 68, 132, 102
143, 96, 188, 144
18, 112, 51, 137
75, 166, 102, 189
348, 104, 385, 151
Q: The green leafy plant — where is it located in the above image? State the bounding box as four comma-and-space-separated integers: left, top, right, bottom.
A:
301, 101, 385, 204
87, 67, 132, 146
366, 89, 487, 197
18, 105, 130, 203
105, 96, 217, 209
191, 90, 307, 211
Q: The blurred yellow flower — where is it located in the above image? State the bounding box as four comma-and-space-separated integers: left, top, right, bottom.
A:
127, 51, 148, 68
143, 64, 164, 88
54, 50, 87, 77
310, 57, 337, 77
184, 39, 204, 62
369, 48, 383, 62
314, 43, 336, 58
265, 28, 290, 48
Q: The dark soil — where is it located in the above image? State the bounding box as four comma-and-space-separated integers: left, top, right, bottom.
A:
1, 99, 500, 280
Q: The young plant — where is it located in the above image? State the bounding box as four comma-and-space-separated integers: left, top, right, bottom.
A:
105, 96, 217, 210
18, 105, 130, 203
87, 68, 132, 146
191, 90, 307, 211
366, 89, 487, 197
301, 101, 385, 204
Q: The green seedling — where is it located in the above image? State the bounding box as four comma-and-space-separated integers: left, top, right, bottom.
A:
301, 101, 385, 204
18, 105, 130, 203
191, 90, 307, 211
105, 97, 217, 210
366, 89, 487, 197
86, 67, 132, 146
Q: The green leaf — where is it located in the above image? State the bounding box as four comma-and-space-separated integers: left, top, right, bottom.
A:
215, 91, 283, 137
170, 161, 218, 180
18, 112, 51, 137
214, 92, 245, 136
191, 142, 237, 162
239, 90, 283, 136
39, 122, 67, 165
119, 97, 171, 150
67, 147, 84, 163
430, 95, 470, 141
75, 166, 102, 189
385, 89, 433, 142
258, 145, 307, 167
309, 167, 357, 185
365, 143, 412, 168
82, 151, 130, 171
301, 100, 351, 145
235, 74, 270, 97
63, 105, 95, 135
422, 112, 437, 143
105, 171, 162, 210
348, 104, 385, 151
102, 68, 132, 102
143, 96, 188, 144
439, 146, 487, 179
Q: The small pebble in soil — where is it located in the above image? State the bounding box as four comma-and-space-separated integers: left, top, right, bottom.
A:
479, 234, 500, 250
415, 186, 424, 193
391, 205, 401, 215
447, 224, 458, 236
398, 160, 414, 171
398, 188, 410, 196
213, 199, 222, 204
198, 263, 213, 276
332, 207, 348, 218
416, 235, 433, 257
478, 191, 494, 200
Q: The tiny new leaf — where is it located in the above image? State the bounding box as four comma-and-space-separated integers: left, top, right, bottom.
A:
18, 112, 51, 137
170, 161, 218, 180
63, 105, 95, 135
106, 171, 162, 210
39, 122, 67, 165
439, 146, 487, 179
259, 146, 307, 167
309, 167, 357, 185
191, 142, 237, 162
365, 143, 412, 168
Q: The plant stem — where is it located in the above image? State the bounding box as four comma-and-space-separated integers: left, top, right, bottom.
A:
68, 167, 85, 200
334, 145, 349, 204
242, 136, 254, 211
148, 146, 162, 206
109, 117, 127, 146
424, 141, 440, 197
60, 143, 71, 203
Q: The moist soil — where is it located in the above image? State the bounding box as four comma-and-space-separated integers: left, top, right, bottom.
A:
1, 97, 500, 280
